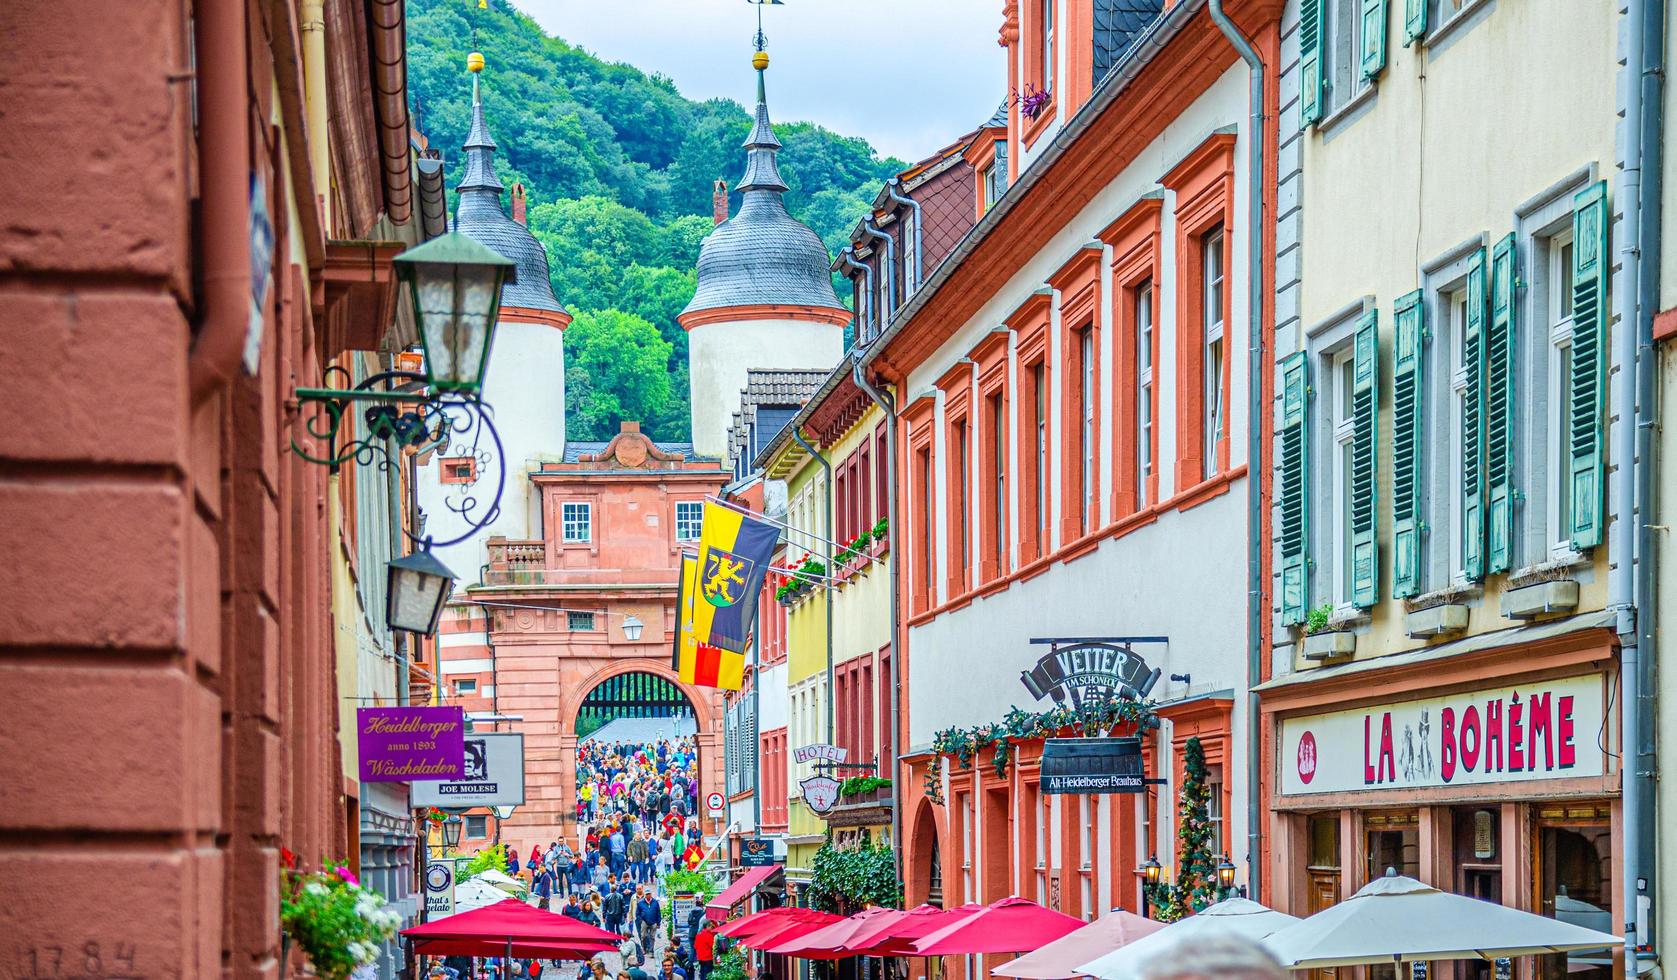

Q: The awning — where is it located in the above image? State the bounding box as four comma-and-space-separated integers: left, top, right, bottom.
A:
706, 865, 783, 921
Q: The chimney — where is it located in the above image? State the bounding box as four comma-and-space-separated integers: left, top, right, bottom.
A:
712, 178, 729, 225
511, 182, 528, 225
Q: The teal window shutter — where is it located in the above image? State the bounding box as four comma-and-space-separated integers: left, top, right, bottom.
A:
1279, 351, 1311, 625
1486, 234, 1517, 573
1300, 0, 1326, 127
1392, 290, 1424, 599
1360, 0, 1388, 79
1462, 247, 1488, 582
1351, 312, 1380, 608
1404, 0, 1427, 44
1568, 181, 1609, 549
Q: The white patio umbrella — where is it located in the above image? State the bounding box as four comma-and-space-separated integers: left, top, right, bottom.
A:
1076, 898, 1300, 979
454, 878, 518, 912
473, 868, 529, 895
1263, 872, 1621, 969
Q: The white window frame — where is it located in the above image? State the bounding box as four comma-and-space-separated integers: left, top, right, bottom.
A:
1080, 326, 1095, 529
1042, 0, 1056, 93
1331, 346, 1357, 610
1323, 0, 1374, 118
453, 677, 478, 695
902, 228, 918, 300
1206, 764, 1226, 857
466, 814, 488, 838
1543, 230, 1580, 563
1034, 363, 1049, 541
562, 501, 592, 543
1137, 282, 1154, 507
1035, 789, 1049, 904
1447, 287, 1471, 584
675, 500, 703, 542
1203, 230, 1227, 479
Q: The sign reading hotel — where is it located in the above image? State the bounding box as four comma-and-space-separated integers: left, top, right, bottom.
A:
793, 743, 849, 765
356, 706, 465, 783
1280, 675, 1606, 796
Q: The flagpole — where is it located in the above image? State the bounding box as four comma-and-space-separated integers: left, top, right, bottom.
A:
678, 547, 846, 588
702, 495, 855, 552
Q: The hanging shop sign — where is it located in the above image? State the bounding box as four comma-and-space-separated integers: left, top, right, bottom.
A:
356, 706, 465, 783
740, 837, 776, 867
425, 861, 456, 918
1021, 638, 1163, 708
793, 743, 849, 765
412, 732, 526, 808
1279, 674, 1606, 796
800, 774, 842, 813
1040, 737, 1145, 794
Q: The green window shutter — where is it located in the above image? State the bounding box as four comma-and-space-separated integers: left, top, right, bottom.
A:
1568, 181, 1610, 549
1279, 351, 1311, 625
1360, 0, 1388, 79
1300, 0, 1326, 127
1462, 247, 1489, 582
1404, 0, 1428, 45
1351, 312, 1380, 608
1392, 290, 1425, 599
1486, 234, 1518, 573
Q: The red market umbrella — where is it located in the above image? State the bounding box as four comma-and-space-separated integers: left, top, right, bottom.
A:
718, 906, 824, 941
844, 904, 985, 956
743, 910, 847, 950
403, 898, 621, 960
914, 897, 1086, 956
990, 910, 1167, 978
762, 907, 902, 959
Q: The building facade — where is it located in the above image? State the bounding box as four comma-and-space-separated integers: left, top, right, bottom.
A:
859, 0, 1279, 952
1263, 0, 1636, 973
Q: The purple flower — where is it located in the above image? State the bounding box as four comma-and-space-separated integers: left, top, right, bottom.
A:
335, 866, 360, 886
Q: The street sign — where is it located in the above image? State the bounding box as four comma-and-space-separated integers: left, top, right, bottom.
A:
706, 791, 725, 814
800, 774, 841, 813
740, 837, 775, 867
412, 732, 526, 808
425, 861, 456, 918
1040, 737, 1144, 794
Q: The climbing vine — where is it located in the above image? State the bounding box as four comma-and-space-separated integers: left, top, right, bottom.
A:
1142, 736, 1219, 922
807, 834, 902, 915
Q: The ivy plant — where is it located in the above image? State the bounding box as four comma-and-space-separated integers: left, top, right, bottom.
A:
807, 834, 902, 915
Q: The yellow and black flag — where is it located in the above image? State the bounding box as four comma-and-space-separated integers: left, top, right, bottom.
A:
690, 501, 778, 653
674, 553, 746, 691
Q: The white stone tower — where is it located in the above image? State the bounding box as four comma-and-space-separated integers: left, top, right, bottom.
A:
417, 54, 571, 581
678, 49, 850, 462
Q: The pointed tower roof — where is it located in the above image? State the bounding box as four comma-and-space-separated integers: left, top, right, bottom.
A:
453, 54, 564, 314
681, 49, 845, 319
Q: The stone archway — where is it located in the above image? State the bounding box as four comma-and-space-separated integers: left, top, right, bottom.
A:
906, 794, 949, 909
567, 659, 719, 737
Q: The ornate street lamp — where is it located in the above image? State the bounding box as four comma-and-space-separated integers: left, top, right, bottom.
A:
1138, 855, 1163, 919
621, 615, 645, 642
493, 805, 518, 820
442, 814, 464, 849
1141, 855, 1162, 884
1217, 855, 1237, 893
386, 548, 457, 636
393, 230, 517, 395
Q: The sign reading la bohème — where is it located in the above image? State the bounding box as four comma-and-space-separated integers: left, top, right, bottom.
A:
356, 706, 465, 783
1279, 674, 1605, 795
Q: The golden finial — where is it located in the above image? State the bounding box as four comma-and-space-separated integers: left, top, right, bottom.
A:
467, 51, 486, 73
752, 50, 770, 72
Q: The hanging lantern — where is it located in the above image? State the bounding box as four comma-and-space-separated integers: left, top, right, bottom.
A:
386, 549, 457, 636
393, 230, 516, 394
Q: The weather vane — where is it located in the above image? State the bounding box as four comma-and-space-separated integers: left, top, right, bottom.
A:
747, 0, 783, 53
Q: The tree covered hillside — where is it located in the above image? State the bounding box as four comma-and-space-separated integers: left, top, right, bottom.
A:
407, 0, 904, 441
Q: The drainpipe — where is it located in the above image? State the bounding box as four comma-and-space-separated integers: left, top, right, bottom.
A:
860, 218, 899, 323
187, 0, 253, 403
300, 0, 330, 225
850, 358, 901, 878
885, 179, 923, 295
790, 427, 836, 753
1631, 0, 1664, 952
1616, 0, 1657, 958
838, 247, 876, 342
1206, 0, 1266, 904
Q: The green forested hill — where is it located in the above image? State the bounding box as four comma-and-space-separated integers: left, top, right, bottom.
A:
406, 0, 903, 441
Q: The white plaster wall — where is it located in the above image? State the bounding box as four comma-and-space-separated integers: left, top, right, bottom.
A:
758, 660, 789, 733
416, 317, 567, 581
687, 317, 846, 461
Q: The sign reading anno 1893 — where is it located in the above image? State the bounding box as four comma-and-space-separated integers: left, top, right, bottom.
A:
356, 706, 465, 783
1040, 737, 1145, 794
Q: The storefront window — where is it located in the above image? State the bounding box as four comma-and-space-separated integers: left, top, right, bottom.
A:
1452, 807, 1503, 980
1365, 809, 1420, 881
1536, 803, 1614, 980
1306, 815, 1341, 980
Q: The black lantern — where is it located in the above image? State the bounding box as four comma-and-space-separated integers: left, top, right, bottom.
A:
393, 230, 517, 394
386, 549, 457, 636
622, 615, 645, 641
442, 814, 464, 849
1141, 855, 1162, 884
1217, 855, 1237, 891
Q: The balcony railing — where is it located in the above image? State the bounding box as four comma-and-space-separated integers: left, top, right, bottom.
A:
485, 537, 546, 585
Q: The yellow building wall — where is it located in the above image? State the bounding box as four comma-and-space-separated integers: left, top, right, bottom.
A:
1294, 0, 1616, 667
828, 406, 892, 671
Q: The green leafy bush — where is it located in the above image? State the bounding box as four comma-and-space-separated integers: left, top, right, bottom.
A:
465, 843, 510, 878
280, 863, 401, 979
1304, 603, 1334, 635
838, 776, 892, 798
807, 835, 901, 915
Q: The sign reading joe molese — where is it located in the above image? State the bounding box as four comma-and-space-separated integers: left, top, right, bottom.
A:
356, 706, 465, 783
1279, 674, 1606, 795
412, 732, 526, 808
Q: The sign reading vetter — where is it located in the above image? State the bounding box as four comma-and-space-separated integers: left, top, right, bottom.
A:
1021, 639, 1163, 708
1280, 674, 1606, 795
356, 706, 465, 783
412, 732, 526, 808
1040, 737, 1144, 794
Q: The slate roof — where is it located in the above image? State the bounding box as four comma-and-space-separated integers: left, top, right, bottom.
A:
726, 368, 827, 479
682, 67, 844, 317
1093, 0, 1165, 83
454, 74, 565, 314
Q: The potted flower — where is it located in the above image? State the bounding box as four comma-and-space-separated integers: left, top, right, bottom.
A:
1300, 603, 1355, 661
280, 856, 403, 979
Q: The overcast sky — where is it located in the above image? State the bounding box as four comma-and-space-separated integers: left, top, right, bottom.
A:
516, 0, 1008, 163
